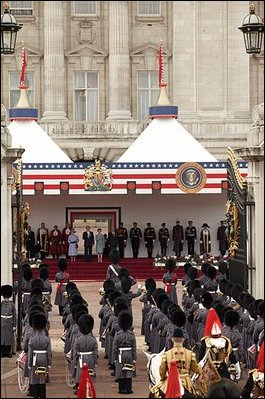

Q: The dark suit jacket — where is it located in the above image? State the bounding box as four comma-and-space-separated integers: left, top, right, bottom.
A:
82, 231, 95, 246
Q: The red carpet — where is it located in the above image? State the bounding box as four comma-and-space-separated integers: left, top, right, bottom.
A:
13, 256, 196, 282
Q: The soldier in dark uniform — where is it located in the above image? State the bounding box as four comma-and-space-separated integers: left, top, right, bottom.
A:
185, 220, 197, 256
1, 285, 16, 358
129, 222, 142, 258
217, 220, 229, 256
172, 220, 184, 257
108, 229, 119, 252
158, 223, 170, 256
115, 222, 128, 259
144, 222, 156, 258
25, 225, 36, 259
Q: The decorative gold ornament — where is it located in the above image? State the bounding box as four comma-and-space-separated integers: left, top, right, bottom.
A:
84, 160, 113, 191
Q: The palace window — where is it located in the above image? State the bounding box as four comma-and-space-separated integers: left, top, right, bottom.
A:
137, 71, 159, 120
9, 71, 34, 108
138, 1, 161, 16
74, 72, 98, 121
74, 1, 97, 15
8, 1, 33, 16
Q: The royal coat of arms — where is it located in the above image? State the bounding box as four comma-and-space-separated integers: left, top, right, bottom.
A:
84, 160, 113, 191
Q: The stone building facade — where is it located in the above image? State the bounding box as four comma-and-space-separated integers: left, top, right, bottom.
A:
1, 1, 264, 162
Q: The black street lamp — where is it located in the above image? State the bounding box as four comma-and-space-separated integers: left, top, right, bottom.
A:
238, 3, 264, 54
1, 1, 22, 54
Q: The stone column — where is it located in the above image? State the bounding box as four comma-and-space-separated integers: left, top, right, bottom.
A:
107, 1, 132, 120
41, 1, 67, 120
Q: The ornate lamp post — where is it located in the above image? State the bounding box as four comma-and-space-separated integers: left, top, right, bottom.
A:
1, 1, 22, 54
238, 3, 264, 54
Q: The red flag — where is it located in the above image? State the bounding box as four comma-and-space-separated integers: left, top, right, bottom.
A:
77, 363, 96, 398
20, 46, 27, 87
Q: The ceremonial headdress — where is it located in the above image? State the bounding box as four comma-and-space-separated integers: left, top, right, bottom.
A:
204, 308, 222, 337
1, 285, 13, 298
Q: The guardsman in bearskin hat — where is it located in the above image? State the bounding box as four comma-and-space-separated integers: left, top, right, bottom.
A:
21, 266, 33, 319
113, 311, 137, 394
28, 313, 51, 399
54, 259, 70, 316
139, 278, 156, 337
241, 341, 264, 398
223, 309, 243, 380
204, 265, 218, 299
163, 258, 178, 305
72, 314, 98, 394
1, 285, 16, 358
39, 267, 52, 303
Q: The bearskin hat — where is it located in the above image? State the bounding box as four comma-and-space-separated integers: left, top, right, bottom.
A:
71, 303, 87, 317
165, 258, 176, 272
145, 278, 156, 292
118, 311, 133, 331
31, 278, 44, 291
22, 262, 31, 269
71, 294, 84, 306
193, 287, 204, 302
231, 284, 243, 302
224, 282, 234, 297
168, 304, 179, 318
109, 249, 120, 264
152, 288, 166, 303
207, 266, 217, 280
237, 292, 247, 307
213, 302, 225, 323
74, 309, 88, 323
118, 267, 129, 279
257, 300, 264, 318
32, 313, 47, 330
1, 285, 13, 298
171, 310, 186, 327
28, 301, 44, 313
201, 262, 210, 275
218, 261, 228, 274
23, 267, 33, 281
39, 262, 49, 270
114, 300, 128, 317
40, 266, 49, 280
224, 309, 240, 328
58, 258, 67, 271
221, 306, 233, 320
121, 277, 132, 294
66, 282, 77, 293
184, 262, 192, 274
187, 267, 198, 281
156, 293, 169, 309
103, 279, 115, 292
219, 279, 227, 294
78, 314, 94, 334
161, 299, 172, 315
108, 290, 122, 306
69, 289, 81, 299
201, 292, 213, 309
253, 299, 264, 316
243, 293, 255, 310
30, 287, 43, 298
29, 310, 45, 328
187, 279, 201, 296
248, 302, 257, 319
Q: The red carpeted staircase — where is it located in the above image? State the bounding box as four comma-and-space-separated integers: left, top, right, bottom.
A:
13, 256, 193, 282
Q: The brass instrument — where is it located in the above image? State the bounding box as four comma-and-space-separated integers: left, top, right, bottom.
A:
63, 291, 69, 300
34, 366, 47, 375
122, 363, 135, 372
99, 287, 105, 296
141, 286, 147, 293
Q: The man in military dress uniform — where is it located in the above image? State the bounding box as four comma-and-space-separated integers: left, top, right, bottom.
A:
158, 223, 170, 256
185, 221, 197, 256
129, 222, 142, 259
115, 222, 128, 259
25, 225, 36, 259
172, 220, 184, 257
144, 223, 156, 258
217, 220, 228, 257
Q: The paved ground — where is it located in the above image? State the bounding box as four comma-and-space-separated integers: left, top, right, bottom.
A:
1, 281, 248, 398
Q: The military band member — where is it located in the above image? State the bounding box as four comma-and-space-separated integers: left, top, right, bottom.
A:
1, 285, 16, 358
144, 223, 156, 258
185, 221, 197, 256
129, 222, 142, 259
49, 225, 62, 259
115, 222, 128, 259
37, 222, 49, 260
172, 220, 184, 257
158, 223, 170, 256
217, 220, 229, 257
200, 223, 211, 255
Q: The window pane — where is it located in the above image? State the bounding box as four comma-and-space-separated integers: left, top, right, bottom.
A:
87, 72, 98, 88
75, 1, 96, 14
150, 71, 158, 88
10, 90, 20, 108
138, 90, 149, 120
87, 90, 98, 120
9, 1, 33, 15
74, 72, 85, 88
138, 72, 149, 88
151, 89, 159, 105
139, 1, 160, 15
75, 90, 86, 121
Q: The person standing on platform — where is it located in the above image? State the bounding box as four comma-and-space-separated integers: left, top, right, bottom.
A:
185, 221, 197, 257
144, 222, 156, 258
82, 226, 95, 262
172, 220, 184, 258
200, 223, 211, 255
129, 222, 142, 259
108, 229, 119, 252
37, 222, 49, 260
95, 228, 105, 263
217, 220, 229, 257
61, 223, 71, 258
115, 222, 128, 259
25, 225, 36, 259
159, 223, 170, 256
49, 225, 62, 259
68, 228, 79, 262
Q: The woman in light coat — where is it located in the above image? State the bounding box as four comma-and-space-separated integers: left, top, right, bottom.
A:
68, 229, 79, 262
95, 228, 105, 262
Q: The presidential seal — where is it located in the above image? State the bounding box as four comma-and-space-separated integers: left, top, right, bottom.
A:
175, 163, 207, 193
84, 160, 113, 191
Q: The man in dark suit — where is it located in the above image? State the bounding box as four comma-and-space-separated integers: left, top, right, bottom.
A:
172, 220, 184, 257
217, 220, 228, 256
185, 220, 197, 256
115, 222, 128, 259
25, 224, 36, 259
82, 226, 94, 262
130, 222, 142, 258
159, 223, 170, 256
144, 222, 156, 258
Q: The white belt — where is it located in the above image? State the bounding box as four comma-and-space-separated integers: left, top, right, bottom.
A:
42, 292, 50, 295
118, 347, 132, 363
78, 351, 93, 368
208, 291, 216, 294
233, 348, 239, 351
1, 315, 12, 319
33, 350, 47, 366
